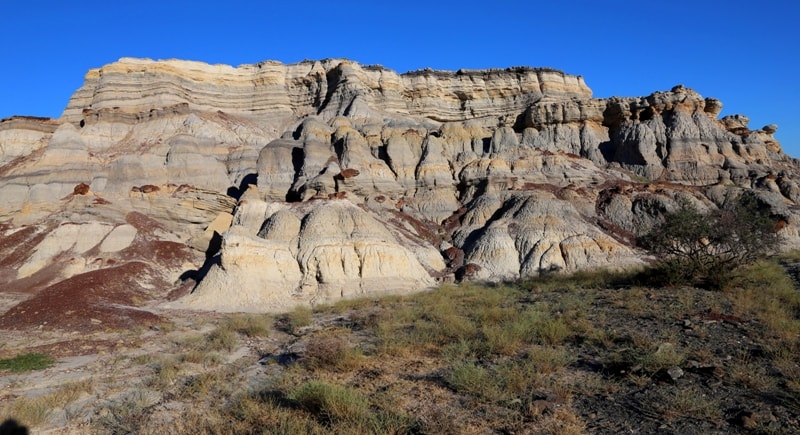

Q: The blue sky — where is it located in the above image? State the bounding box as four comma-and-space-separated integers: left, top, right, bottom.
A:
2, 1, 799, 156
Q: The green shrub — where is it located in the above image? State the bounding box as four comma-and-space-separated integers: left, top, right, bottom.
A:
638, 195, 779, 288
0, 353, 55, 372
288, 381, 369, 425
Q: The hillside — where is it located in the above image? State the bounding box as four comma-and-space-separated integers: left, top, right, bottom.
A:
0, 58, 797, 316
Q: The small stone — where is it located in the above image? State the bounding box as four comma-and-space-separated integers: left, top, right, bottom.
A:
733, 410, 757, 428
667, 366, 684, 381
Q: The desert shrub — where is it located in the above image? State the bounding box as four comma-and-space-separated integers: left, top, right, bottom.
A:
446, 361, 505, 401
49, 379, 95, 407
638, 342, 686, 373
0, 379, 95, 428
206, 325, 237, 352
288, 381, 369, 426
221, 393, 325, 434
524, 268, 641, 292
524, 345, 575, 373
147, 355, 181, 389
223, 313, 272, 337
277, 306, 313, 334
3, 397, 53, 428
728, 259, 800, 343
95, 390, 158, 434
651, 386, 722, 421
177, 367, 239, 401
638, 195, 779, 288
303, 332, 363, 371
529, 314, 572, 345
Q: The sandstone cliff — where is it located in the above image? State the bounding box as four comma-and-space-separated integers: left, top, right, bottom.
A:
0, 57, 796, 317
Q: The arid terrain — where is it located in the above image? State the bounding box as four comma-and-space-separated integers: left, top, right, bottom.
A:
3, 255, 800, 434
2, 57, 800, 433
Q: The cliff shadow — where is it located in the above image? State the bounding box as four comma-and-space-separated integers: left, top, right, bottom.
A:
227, 173, 258, 200
285, 147, 305, 202
179, 254, 221, 292
0, 419, 29, 435
598, 140, 616, 162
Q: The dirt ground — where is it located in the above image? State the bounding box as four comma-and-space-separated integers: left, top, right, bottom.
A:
2, 262, 800, 434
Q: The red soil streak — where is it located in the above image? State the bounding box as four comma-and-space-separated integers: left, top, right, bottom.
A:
117, 236, 197, 272
0, 225, 52, 287
0, 146, 47, 177
520, 182, 562, 194
122, 212, 197, 267
0, 262, 162, 332
442, 207, 467, 233
1, 262, 66, 295
388, 209, 443, 246
121, 212, 196, 268
0, 225, 45, 268
125, 211, 168, 235
460, 263, 482, 279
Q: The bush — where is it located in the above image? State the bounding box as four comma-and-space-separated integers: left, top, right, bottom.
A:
303, 333, 363, 371
638, 195, 780, 288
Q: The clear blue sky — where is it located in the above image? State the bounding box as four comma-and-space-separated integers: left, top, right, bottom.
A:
2, 1, 798, 156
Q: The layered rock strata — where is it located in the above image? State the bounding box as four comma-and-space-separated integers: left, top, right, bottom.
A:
0, 57, 797, 315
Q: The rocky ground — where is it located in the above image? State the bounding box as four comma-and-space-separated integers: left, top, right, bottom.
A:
2, 257, 800, 434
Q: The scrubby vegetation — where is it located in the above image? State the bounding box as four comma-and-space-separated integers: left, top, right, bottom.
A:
0, 353, 55, 372
4, 252, 800, 433
638, 194, 780, 288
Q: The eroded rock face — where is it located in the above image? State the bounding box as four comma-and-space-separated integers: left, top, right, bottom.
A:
1, 57, 798, 314
172, 199, 439, 312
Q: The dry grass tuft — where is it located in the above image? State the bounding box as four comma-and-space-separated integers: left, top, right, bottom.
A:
302, 330, 364, 372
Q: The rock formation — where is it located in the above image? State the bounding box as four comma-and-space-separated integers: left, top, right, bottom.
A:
0, 57, 797, 318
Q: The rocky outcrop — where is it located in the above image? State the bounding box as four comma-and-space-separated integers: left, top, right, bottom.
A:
61, 59, 591, 124
0, 57, 797, 315
173, 198, 440, 312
